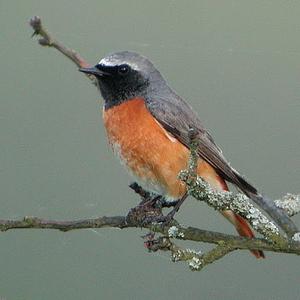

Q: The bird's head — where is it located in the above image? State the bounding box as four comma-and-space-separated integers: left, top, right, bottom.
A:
80, 51, 166, 109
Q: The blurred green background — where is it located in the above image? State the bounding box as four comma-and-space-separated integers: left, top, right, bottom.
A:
0, 1, 299, 299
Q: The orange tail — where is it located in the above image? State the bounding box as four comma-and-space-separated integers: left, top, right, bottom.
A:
223, 211, 265, 259
197, 161, 265, 259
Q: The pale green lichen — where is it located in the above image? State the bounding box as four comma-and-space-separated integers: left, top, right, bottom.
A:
292, 232, 300, 242
178, 231, 185, 238
182, 174, 281, 241
179, 145, 283, 241
168, 226, 184, 238
185, 248, 202, 256
171, 249, 184, 262
275, 194, 300, 217
170, 245, 202, 269
188, 256, 202, 271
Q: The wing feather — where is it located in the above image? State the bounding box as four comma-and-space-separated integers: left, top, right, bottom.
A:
145, 95, 258, 196
145, 93, 298, 235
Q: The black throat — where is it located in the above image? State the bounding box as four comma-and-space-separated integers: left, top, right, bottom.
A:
98, 77, 150, 110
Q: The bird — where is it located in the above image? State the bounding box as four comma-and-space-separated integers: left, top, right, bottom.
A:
79, 51, 285, 258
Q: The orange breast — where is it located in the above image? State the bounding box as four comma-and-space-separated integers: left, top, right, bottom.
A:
103, 98, 227, 199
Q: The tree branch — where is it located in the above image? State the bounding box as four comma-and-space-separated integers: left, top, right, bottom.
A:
24, 16, 300, 271
29, 16, 97, 86
1, 214, 300, 254
184, 129, 298, 243
0, 211, 299, 272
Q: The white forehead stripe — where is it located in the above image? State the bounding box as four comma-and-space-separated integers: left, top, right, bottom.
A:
98, 57, 141, 71
98, 57, 116, 66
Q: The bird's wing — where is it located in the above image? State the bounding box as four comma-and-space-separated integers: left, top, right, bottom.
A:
146, 94, 299, 236
145, 95, 258, 196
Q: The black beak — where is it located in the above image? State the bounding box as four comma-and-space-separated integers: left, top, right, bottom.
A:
79, 66, 109, 77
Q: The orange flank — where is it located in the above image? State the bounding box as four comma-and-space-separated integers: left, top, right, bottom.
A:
103, 97, 264, 258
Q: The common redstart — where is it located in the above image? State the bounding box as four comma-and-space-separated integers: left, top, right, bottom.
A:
79, 51, 294, 258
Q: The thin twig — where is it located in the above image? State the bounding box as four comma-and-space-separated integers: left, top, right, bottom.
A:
1, 215, 300, 254
147, 235, 235, 271
29, 16, 97, 86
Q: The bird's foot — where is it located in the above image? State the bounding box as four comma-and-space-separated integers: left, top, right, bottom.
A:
128, 182, 185, 226
140, 211, 177, 227
126, 200, 162, 226
141, 193, 188, 225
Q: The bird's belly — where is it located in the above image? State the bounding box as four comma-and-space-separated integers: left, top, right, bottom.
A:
103, 97, 227, 199
102, 98, 189, 199
110, 140, 167, 196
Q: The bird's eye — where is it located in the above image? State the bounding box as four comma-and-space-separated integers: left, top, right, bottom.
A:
118, 64, 129, 75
